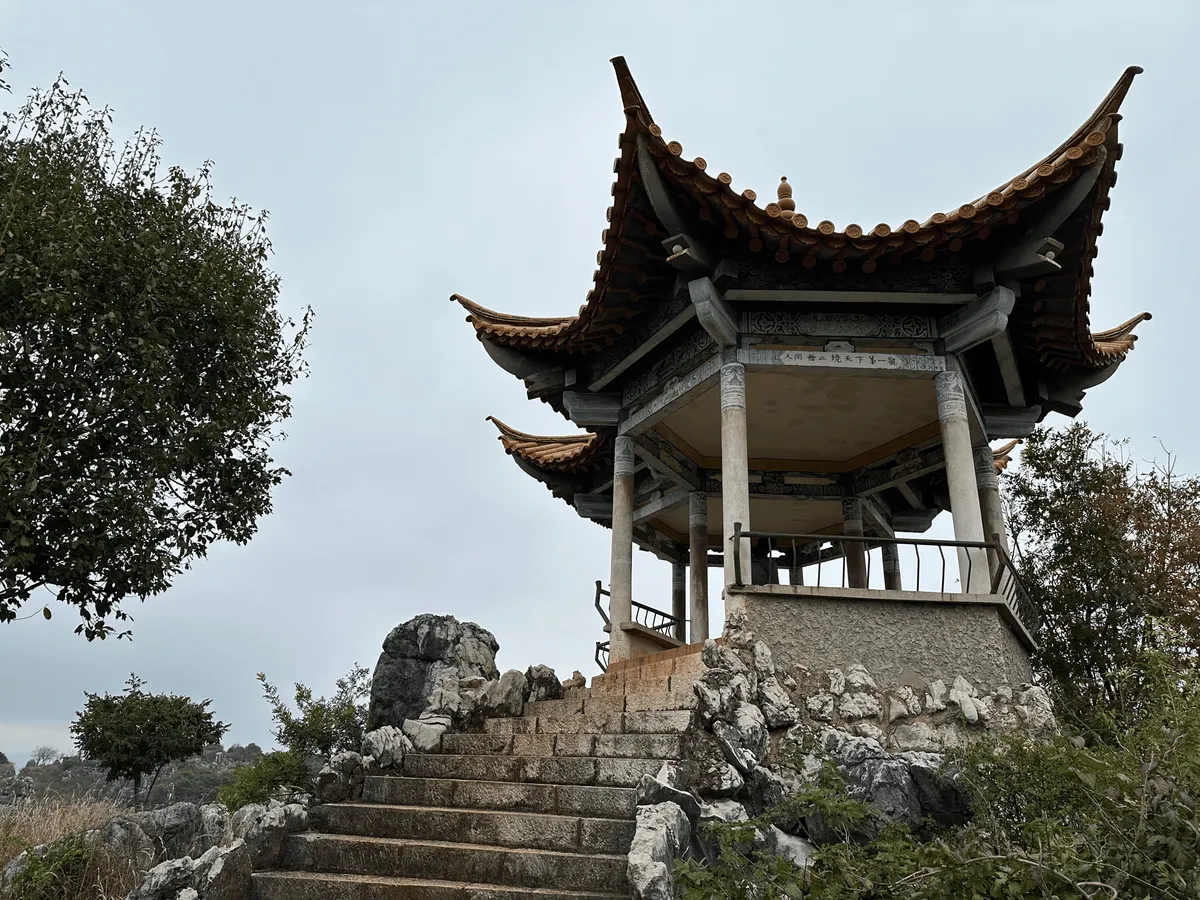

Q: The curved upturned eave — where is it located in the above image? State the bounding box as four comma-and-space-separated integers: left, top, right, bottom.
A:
453, 58, 1148, 371
486, 416, 606, 473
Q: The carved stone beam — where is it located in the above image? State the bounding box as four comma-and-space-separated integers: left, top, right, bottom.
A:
993, 148, 1107, 281
633, 488, 691, 526
688, 277, 738, 348
853, 446, 946, 496
938, 286, 1016, 355
573, 492, 613, 520
982, 405, 1042, 439
632, 524, 687, 564
562, 391, 622, 428
861, 495, 895, 538
631, 433, 702, 491
524, 368, 567, 400
896, 481, 925, 511
636, 135, 712, 276
892, 509, 939, 533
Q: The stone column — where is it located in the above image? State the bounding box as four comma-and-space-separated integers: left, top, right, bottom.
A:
842, 497, 868, 588
935, 371, 989, 593
688, 491, 709, 643
671, 563, 686, 641
975, 445, 1008, 578
882, 542, 902, 590
720, 362, 752, 588
608, 436, 636, 662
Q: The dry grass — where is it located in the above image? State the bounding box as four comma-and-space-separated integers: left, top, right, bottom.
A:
0, 795, 148, 899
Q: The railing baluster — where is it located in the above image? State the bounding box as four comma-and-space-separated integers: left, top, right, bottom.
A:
938, 545, 946, 595
915, 544, 921, 592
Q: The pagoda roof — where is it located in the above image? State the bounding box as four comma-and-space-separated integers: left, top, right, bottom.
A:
454, 58, 1148, 373
487, 417, 608, 473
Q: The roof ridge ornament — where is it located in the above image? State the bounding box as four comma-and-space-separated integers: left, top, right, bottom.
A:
777, 176, 796, 218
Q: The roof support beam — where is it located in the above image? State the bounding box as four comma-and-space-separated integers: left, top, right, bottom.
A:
893, 509, 940, 533
636, 135, 712, 276
631, 432, 703, 491
939, 286, 1016, 355
852, 446, 947, 496
633, 488, 691, 525
993, 148, 1108, 281
563, 391, 622, 428
573, 492, 613, 520
990, 330, 1027, 407
689, 277, 738, 348
632, 524, 687, 564
726, 289, 974, 306
587, 302, 697, 391
620, 354, 722, 436
982, 405, 1042, 439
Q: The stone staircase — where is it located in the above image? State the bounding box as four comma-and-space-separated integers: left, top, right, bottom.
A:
252, 645, 706, 899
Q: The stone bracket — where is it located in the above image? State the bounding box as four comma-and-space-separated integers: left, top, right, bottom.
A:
631, 432, 703, 491
573, 492, 613, 520
562, 391, 622, 428
633, 488, 691, 525
688, 277, 738, 348
938, 286, 1016, 355
524, 368, 567, 400
982, 405, 1042, 439
662, 233, 713, 275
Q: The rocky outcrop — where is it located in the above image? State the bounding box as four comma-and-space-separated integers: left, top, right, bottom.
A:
525, 664, 564, 701
314, 751, 367, 803
368, 614, 500, 732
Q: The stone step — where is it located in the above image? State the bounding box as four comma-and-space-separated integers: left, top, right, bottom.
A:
363, 776, 637, 820
401, 753, 661, 788
524, 686, 696, 719
312, 803, 634, 854
442, 732, 683, 760
483, 708, 693, 736
281, 833, 628, 895
253, 871, 626, 900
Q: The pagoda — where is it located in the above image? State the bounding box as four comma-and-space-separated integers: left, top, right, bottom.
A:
453, 58, 1149, 681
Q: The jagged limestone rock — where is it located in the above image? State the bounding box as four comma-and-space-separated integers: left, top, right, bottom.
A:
481, 669, 530, 718
314, 751, 365, 803
712, 702, 768, 774
627, 801, 690, 900
525, 664, 564, 701
361, 726, 412, 770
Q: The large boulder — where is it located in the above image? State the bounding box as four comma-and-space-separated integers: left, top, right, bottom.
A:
133, 802, 205, 860
314, 751, 366, 803
369, 614, 500, 730
125, 839, 253, 900
525, 665, 564, 702
712, 702, 768, 774
480, 669, 531, 719
627, 801, 691, 900
361, 726, 412, 770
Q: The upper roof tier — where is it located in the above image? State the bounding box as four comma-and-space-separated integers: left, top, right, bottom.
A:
454, 57, 1148, 374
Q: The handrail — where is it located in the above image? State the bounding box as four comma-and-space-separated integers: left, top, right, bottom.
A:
594, 580, 611, 629
595, 640, 610, 673
729, 523, 1040, 638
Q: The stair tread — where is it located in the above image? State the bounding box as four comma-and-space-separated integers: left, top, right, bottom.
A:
294, 832, 627, 860
328, 801, 629, 823
365, 776, 635, 792
253, 870, 625, 898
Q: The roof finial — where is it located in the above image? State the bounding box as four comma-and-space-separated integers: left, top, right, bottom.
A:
777, 176, 796, 217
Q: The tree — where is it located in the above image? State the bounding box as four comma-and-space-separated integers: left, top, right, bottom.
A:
70, 674, 227, 807
0, 59, 312, 640
29, 745, 59, 766
1004, 423, 1200, 734
257, 663, 370, 760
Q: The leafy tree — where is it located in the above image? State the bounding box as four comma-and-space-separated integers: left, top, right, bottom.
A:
215, 749, 312, 811
29, 746, 59, 766
70, 674, 227, 807
0, 58, 312, 640
257, 663, 370, 760
1005, 423, 1200, 733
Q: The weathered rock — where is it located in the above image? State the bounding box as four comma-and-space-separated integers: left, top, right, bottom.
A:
743, 765, 787, 818
1015, 685, 1057, 736
837, 692, 881, 721
845, 664, 878, 692
241, 802, 308, 869
694, 667, 752, 727
481, 669, 531, 718
636, 773, 702, 823
763, 825, 816, 870
197, 805, 228, 855
125, 839, 253, 900
700, 798, 749, 824
525, 665, 563, 702
758, 674, 800, 729
702, 638, 748, 674
806, 691, 835, 722
679, 731, 745, 799
888, 686, 922, 722
562, 670, 587, 691
401, 717, 448, 753
361, 726, 412, 770
124, 855, 195, 900
314, 751, 365, 803
712, 702, 768, 774
627, 801, 690, 900
902, 753, 969, 826
134, 802, 205, 861
369, 614, 500, 730
826, 668, 847, 696
224, 804, 267, 845
925, 679, 948, 711
949, 676, 981, 724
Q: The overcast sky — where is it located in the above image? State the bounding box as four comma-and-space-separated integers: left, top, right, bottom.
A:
0, 1, 1196, 767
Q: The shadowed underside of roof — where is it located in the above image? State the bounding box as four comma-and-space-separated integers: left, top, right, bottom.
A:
453, 58, 1149, 372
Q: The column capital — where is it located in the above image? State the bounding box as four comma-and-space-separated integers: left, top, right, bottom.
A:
720, 362, 746, 411
935, 370, 968, 424
614, 435, 636, 477
841, 496, 863, 522
974, 445, 999, 488
689, 491, 708, 524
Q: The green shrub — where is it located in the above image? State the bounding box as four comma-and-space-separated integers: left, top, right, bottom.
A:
256, 664, 369, 760
216, 750, 312, 810
4, 833, 139, 900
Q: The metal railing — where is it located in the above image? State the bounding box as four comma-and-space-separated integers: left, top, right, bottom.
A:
730, 524, 1040, 640
593, 580, 684, 672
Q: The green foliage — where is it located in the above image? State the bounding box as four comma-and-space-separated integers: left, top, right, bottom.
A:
6, 834, 94, 900
677, 665, 1200, 899
257, 663, 370, 760
1005, 424, 1200, 734
69, 674, 227, 807
215, 750, 311, 810
0, 56, 312, 640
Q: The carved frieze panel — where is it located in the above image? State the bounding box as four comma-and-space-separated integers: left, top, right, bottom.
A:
742, 311, 934, 339
703, 478, 844, 498
743, 347, 946, 374
622, 326, 715, 406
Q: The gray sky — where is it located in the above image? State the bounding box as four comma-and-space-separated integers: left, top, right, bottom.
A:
1, 0, 1196, 767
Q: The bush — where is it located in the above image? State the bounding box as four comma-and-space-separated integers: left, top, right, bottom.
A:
256, 664, 369, 760
216, 750, 312, 811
